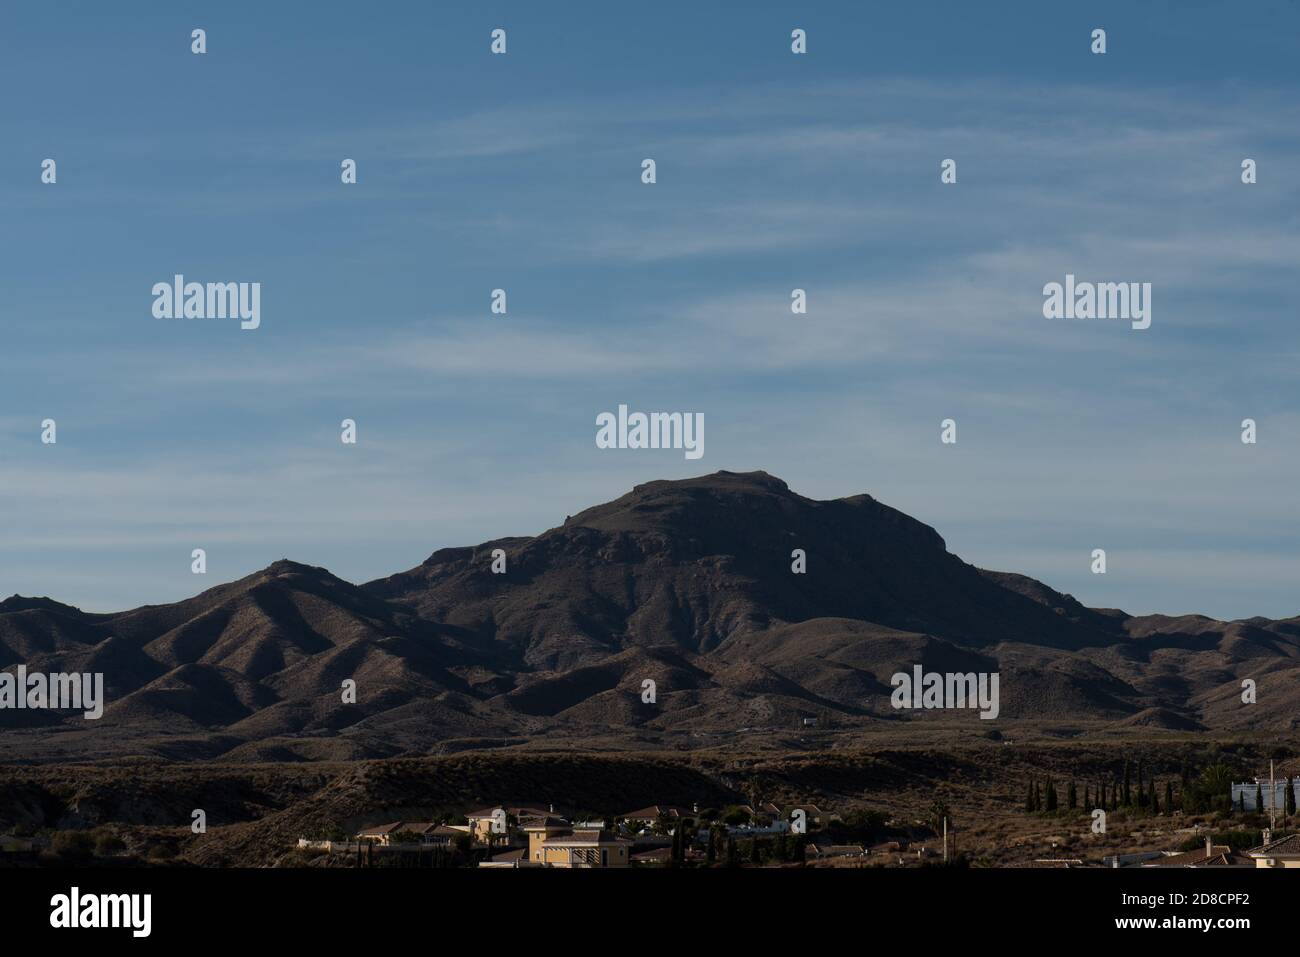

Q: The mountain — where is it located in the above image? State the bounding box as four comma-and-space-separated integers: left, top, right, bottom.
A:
2, 471, 1297, 762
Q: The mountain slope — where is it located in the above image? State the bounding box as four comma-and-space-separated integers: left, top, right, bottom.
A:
2, 471, 1296, 761
365, 471, 1126, 664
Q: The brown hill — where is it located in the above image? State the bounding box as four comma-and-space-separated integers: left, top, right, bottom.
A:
2, 470, 1297, 761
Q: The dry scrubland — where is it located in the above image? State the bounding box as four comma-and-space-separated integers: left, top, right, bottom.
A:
2, 734, 1294, 867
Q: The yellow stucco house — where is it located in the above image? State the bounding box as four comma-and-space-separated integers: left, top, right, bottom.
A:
521, 817, 631, 868
466, 804, 555, 843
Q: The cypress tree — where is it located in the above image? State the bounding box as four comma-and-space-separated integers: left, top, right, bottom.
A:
1165, 780, 1174, 815
1084, 785, 1091, 809
1122, 761, 1132, 807
1287, 777, 1296, 818
1068, 780, 1077, 810
1149, 780, 1158, 815
1045, 780, 1058, 813
1256, 783, 1264, 815
1025, 781, 1035, 813
1136, 759, 1145, 807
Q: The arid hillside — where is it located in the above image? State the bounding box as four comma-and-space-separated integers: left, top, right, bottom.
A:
2, 742, 1292, 868
2, 471, 1298, 761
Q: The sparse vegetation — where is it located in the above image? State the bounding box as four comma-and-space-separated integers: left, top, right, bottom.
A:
2, 740, 1295, 868
50, 830, 94, 863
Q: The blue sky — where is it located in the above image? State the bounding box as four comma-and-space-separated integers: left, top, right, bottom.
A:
1, 1, 1297, 618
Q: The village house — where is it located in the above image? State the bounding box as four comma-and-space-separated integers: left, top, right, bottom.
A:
466, 804, 557, 843
631, 846, 674, 865
760, 803, 826, 825
618, 805, 693, 827
1246, 831, 1300, 868
482, 817, 632, 868
355, 822, 405, 846
354, 822, 469, 846
536, 829, 632, 867
521, 814, 571, 862
1142, 836, 1250, 868
421, 824, 470, 847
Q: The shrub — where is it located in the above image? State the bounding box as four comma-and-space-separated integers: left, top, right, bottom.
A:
92, 830, 126, 856
50, 830, 95, 863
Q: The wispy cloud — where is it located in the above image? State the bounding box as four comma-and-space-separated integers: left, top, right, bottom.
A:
2, 65, 1297, 619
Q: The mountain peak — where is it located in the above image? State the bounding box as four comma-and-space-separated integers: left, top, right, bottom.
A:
0, 594, 85, 616
262, 559, 331, 577
631, 470, 791, 496
566, 470, 806, 533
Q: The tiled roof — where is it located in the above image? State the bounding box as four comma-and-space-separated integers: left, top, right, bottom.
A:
1145, 845, 1234, 867
467, 804, 553, 819
619, 805, 689, 820
356, 822, 404, 836
1248, 833, 1300, 856
519, 815, 570, 829
542, 829, 634, 846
